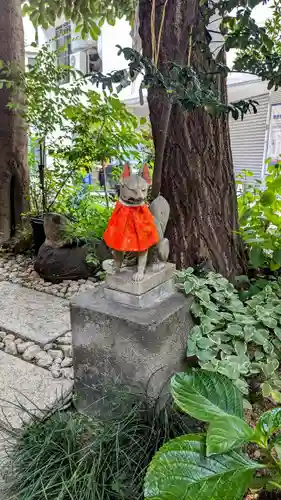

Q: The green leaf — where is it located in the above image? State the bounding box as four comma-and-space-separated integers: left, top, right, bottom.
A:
233, 341, 246, 357
190, 301, 204, 317
197, 349, 215, 362
207, 415, 254, 455
261, 382, 272, 397
187, 338, 197, 355
254, 408, 281, 447
274, 327, 281, 341
140, 116, 146, 125
197, 337, 215, 349
262, 317, 278, 329
184, 281, 195, 294
226, 324, 244, 337
244, 325, 255, 342
144, 434, 261, 500
171, 370, 244, 422
194, 289, 211, 303
273, 249, 281, 266
250, 247, 265, 269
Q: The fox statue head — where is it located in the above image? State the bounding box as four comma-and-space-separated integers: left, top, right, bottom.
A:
119, 164, 151, 205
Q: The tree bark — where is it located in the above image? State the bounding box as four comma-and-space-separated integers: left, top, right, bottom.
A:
139, 0, 246, 277
0, 0, 28, 244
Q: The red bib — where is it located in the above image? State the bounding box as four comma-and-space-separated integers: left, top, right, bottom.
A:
103, 201, 159, 252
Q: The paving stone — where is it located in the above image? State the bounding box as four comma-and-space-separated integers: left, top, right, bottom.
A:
0, 352, 73, 496
0, 282, 70, 345
0, 351, 72, 429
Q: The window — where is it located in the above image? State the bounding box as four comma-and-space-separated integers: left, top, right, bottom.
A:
27, 55, 36, 68
266, 103, 281, 166
55, 22, 71, 84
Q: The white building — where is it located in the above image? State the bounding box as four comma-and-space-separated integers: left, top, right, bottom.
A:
23, 2, 281, 180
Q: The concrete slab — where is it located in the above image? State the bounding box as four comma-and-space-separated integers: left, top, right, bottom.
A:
0, 282, 70, 345
0, 352, 73, 498
0, 351, 72, 429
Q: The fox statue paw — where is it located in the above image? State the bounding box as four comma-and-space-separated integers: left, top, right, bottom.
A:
132, 270, 145, 282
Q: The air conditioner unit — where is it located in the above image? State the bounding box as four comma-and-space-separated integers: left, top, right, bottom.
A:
70, 51, 87, 74
87, 48, 102, 73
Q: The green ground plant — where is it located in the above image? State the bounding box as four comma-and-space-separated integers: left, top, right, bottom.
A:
145, 370, 281, 500
178, 268, 281, 400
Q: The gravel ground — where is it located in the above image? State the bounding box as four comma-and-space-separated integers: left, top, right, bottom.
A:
0, 330, 74, 380
0, 252, 98, 299
0, 251, 100, 380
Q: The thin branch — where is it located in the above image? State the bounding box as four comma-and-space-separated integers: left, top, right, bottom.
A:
155, 0, 169, 66
188, 26, 194, 67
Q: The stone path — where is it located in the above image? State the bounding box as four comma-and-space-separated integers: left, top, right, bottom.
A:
0, 282, 70, 344
0, 279, 75, 498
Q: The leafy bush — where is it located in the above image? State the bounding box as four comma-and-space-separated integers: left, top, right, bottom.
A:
3, 396, 198, 500
145, 370, 281, 500
237, 162, 281, 271
56, 185, 113, 242
60, 90, 153, 171
177, 268, 281, 400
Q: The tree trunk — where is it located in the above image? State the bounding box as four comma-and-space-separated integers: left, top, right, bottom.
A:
139, 0, 246, 277
0, 0, 28, 244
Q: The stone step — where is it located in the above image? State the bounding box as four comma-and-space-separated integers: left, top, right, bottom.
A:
0, 281, 70, 346
0, 351, 73, 496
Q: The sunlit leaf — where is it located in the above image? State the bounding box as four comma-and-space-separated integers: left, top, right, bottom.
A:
144, 434, 260, 500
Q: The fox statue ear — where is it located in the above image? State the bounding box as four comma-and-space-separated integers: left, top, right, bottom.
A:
140, 163, 152, 185
121, 163, 131, 179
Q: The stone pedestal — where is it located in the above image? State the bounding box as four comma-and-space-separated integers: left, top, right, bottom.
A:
70, 264, 193, 417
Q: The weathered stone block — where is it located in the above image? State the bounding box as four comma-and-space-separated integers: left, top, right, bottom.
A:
71, 286, 193, 417
104, 278, 175, 308
105, 262, 176, 295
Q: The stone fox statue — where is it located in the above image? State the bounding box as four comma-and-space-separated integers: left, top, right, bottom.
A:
103, 164, 170, 282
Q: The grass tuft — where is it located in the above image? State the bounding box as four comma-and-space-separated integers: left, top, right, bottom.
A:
2, 395, 200, 500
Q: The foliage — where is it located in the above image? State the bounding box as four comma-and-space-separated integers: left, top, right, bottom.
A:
145, 370, 281, 500
3, 394, 199, 500
91, 47, 259, 120
22, 0, 135, 40
56, 185, 113, 241
0, 42, 88, 215
177, 267, 281, 400
1, 42, 85, 142
234, 2, 281, 91
23, 0, 281, 121
59, 90, 153, 168
27, 136, 83, 216
237, 162, 281, 271
21, 0, 280, 119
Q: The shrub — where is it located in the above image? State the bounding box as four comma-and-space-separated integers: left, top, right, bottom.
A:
237, 162, 281, 271
145, 370, 281, 500
56, 185, 113, 242
177, 268, 281, 400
